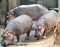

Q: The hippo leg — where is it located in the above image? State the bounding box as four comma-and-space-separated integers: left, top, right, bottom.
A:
16, 35, 20, 43
25, 30, 30, 40
50, 26, 56, 31
25, 26, 32, 40
42, 30, 46, 39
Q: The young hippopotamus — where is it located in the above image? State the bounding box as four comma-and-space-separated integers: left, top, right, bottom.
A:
4, 4, 48, 28
1, 15, 33, 46
35, 10, 58, 40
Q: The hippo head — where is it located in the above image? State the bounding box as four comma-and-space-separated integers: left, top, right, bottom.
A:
35, 23, 46, 40
1, 30, 15, 46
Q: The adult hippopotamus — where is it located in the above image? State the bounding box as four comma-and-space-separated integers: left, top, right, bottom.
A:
1, 15, 33, 46
35, 10, 58, 40
4, 4, 48, 28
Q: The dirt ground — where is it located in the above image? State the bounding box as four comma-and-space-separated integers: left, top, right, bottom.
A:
0, 21, 60, 47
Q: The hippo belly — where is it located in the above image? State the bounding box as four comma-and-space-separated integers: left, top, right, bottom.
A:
7, 15, 32, 35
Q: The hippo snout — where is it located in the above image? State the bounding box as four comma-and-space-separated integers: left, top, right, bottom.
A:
1, 40, 8, 46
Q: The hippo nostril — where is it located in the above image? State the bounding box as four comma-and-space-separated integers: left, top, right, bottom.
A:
34, 33, 40, 40
35, 34, 40, 38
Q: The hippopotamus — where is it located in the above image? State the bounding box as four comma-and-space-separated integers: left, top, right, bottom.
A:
1, 15, 33, 46
35, 10, 58, 40
4, 4, 48, 28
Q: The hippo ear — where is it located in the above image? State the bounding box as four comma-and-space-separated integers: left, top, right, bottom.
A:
7, 30, 13, 33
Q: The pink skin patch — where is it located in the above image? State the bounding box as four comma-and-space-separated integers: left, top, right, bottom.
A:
5, 30, 14, 41
39, 24, 45, 36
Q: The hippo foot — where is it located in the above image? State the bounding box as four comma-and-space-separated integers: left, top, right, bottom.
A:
16, 40, 20, 43
25, 37, 30, 40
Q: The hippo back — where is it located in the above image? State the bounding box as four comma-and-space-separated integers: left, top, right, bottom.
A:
11, 15, 32, 33
10, 4, 48, 20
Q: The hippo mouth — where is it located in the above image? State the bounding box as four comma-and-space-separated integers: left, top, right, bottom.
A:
1, 38, 13, 46
1, 39, 9, 46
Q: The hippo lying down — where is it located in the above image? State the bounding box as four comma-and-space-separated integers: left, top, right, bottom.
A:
1, 15, 33, 46
35, 10, 58, 40
4, 4, 48, 28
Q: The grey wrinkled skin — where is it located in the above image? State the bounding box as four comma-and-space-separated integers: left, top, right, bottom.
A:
1, 15, 33, 46
35, 10, 58, 39
8, 4, 48, 20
